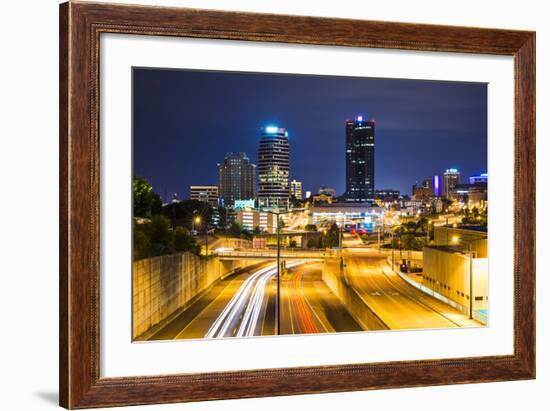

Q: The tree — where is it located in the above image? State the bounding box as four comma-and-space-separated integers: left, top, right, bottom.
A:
322, 223, 340, 248
228, 222, 243, 238
218, 206, 228, 229
133, 216, 205, 260
289, 239, 297, 248
149, 215, 175, 256
253, 226, 262, 235
307, 237, 318, 249
417, 216, 428, 234
133, 176, 161, 218
133, 224, 152, 260
304, 224, 318, 232
174, 227, 200, 254
162, 199, 213, 230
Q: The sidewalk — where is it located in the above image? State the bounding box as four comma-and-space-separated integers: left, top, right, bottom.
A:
381, 260, 483, 328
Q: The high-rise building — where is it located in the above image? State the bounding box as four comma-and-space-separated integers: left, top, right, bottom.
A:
189, 185, 219, 207
290, 179, 303, 200
345, 115, 375, 202
443, 168, 461, 198
218, 152, 256, 207
258, 126, 290, 209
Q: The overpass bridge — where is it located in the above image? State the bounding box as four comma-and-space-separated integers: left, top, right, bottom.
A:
214, 248, 333, 260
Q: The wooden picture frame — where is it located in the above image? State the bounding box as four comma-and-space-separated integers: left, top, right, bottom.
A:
59, 1, 535, 408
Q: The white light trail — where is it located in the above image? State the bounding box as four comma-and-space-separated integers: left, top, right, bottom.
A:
205, 261, 305, 338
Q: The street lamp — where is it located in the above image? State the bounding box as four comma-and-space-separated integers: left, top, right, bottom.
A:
453, 236, 476, 320
192, 215, 201, 233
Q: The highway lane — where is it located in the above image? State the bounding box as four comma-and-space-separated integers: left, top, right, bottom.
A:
147, 262, 271, 340
344, 255, 479, 329
280, 262, 363, 335
205, 261, 304, 338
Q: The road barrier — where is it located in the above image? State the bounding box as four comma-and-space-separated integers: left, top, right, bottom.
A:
133, 253, 261, 339
386, 257, 487, 325
216, 249, 332, 259
322, 256, 389, 331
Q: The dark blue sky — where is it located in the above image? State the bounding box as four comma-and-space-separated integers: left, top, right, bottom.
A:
133, 68, 487, 200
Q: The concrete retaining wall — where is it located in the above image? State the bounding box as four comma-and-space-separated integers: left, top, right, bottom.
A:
322, 257, 389, 331
133, 252, 257, 339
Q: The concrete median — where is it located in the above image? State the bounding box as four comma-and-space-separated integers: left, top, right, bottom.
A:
322, 256, 389, 331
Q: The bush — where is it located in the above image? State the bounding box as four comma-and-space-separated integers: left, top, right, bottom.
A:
133, 215, 201, 260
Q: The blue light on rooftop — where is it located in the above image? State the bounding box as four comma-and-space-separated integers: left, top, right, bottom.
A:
265, 126, 279, 134
356, 115, 363, 122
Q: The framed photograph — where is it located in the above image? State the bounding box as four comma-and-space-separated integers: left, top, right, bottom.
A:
59, 1, 535, 408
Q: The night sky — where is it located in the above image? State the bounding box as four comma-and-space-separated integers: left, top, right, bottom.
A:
133, 68, 487, 201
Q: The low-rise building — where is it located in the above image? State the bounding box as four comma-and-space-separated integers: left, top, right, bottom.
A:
310, 203, 384, 231
422, 226, 488, 320
318, 186, 336, 197
189, 185, 219, 207
311, 193, 334, 205
233, 199, 255, 210
235, 209, 278, 233
375, 189, 400, 202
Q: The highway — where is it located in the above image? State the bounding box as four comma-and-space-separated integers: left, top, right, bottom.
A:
145, 231, 478, 341
147, 260, 362, 340
343, 254, 479, 329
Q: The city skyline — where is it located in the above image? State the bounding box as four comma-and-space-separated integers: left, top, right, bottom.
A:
133, 68, 487, 199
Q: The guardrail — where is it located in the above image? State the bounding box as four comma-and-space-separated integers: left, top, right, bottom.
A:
386, 257, 487, 325
215, 249, 333, 259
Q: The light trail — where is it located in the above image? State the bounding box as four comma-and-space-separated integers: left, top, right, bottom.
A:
205, 261, 304, 338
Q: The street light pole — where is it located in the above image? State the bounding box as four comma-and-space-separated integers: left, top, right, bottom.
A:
391, 230, 395, 270
264, 208, 305, 336
426, 221, 430, 243
455, 237, 475, 320
377, 227, 381, 255
205, 225, 208, 257
276, 216, 281, 335
468, 243, 474, 320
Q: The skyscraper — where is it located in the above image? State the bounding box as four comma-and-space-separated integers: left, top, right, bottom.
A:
258, 126, 290, 209
443, 168, 461, 198
290, 179, 303, 200
345, 115, 375, 202
218, 152, 256, 206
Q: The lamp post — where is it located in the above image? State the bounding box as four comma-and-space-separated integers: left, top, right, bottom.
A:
193, 215, 208, 257
452, 236, 476, 319
264, 208, 305, 335
391, 229, 395, 270
192, 215, 200, 233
